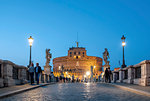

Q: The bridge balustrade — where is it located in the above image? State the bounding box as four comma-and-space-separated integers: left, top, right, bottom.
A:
112, 60, 150, 86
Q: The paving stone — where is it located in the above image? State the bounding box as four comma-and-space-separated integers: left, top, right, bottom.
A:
1, 83, 150, 101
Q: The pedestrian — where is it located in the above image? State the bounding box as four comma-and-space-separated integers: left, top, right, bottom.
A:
108, 68, 112, 83
69, 78, 71, 82
34, 63, 42, 84
72, 75, 74, 83
66, 77, 68, 83
63, 77, 65, 83
105, 68, 109, 83
56, 76, 59, 82
60, 76, 62, 82
29, 63, 34, 85
49, 74, 51, 82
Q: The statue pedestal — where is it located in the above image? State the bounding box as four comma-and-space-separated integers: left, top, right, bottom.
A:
103, 64, 110, 71
44, 65, 51, 75
44, 65, 51, 82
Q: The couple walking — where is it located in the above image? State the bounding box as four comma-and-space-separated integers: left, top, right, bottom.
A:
105, 68, 111, 83
28, 63, 42, 85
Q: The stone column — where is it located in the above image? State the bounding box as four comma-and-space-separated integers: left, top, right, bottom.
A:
127, 66, 134, 84
119, 70, 123, 83
0, 63, 4, 87
112, 72, 116, 83
140, 60, 150, 86
3, 64, 14, 87
19, 68, 28, 84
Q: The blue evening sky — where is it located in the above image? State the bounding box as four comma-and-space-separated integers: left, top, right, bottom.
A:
0, 0, 150, 70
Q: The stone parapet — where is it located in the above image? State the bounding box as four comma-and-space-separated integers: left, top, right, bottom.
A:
112, 60, 150, 86
0, 78, 4, 87
0, 59, 28, 87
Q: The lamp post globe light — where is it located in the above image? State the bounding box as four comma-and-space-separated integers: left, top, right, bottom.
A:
121, 35, 126, 68
28, 36, 33, 67
86, 71, 90, 76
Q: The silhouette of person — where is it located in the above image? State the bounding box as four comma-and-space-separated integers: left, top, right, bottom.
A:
34, 63, 42, 84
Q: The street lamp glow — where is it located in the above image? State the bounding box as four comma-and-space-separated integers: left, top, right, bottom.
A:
66, 72, 68, 74
94, 66, 96, 69
28, 36, 34, 46
122, 42, 126, 46
121, 35, 126, 68
84, 75, 86, 78
86, 71, 90, 76
28, 36, 33, 66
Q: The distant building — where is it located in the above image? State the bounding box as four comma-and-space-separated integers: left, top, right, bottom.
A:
53, 42, 103, 80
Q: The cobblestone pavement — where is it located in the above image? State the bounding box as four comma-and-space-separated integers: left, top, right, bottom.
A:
0, 84, 40, 95
1, 83, 150, 101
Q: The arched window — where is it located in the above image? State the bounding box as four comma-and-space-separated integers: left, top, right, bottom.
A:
70, 52, 72, 57
83, 52, 85, 57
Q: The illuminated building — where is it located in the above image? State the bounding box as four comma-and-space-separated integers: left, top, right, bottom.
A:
53, 42, 102, 80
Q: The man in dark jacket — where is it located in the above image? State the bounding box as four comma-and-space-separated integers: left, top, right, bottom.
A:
108, 68, 112, 83
35, 63, 42, 84
105, 68, 109, 83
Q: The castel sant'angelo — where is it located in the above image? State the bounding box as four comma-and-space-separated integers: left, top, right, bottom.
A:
53, 42, 103, 80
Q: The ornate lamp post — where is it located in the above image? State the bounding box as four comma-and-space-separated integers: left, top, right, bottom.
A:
121, 35, 126, 68
28, 36, 33, 66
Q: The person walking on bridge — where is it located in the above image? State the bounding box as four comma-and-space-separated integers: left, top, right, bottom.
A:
108, 68, 112, 83
105, 68, 109, 83
35, 63, 42, 85
29, 63, 34, 85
